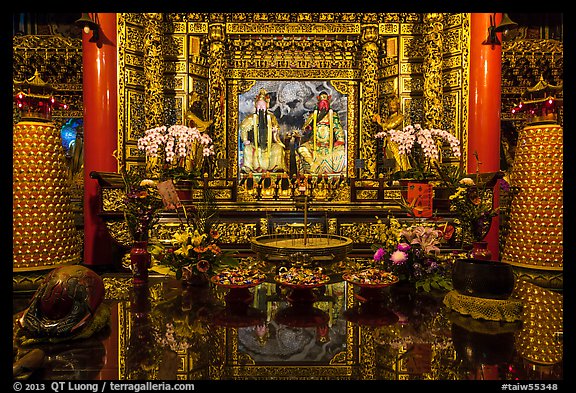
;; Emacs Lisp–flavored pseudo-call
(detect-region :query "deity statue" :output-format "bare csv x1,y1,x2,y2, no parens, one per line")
296,91,346,174
186,91,213,132
240,88,286,173
373,95,411,173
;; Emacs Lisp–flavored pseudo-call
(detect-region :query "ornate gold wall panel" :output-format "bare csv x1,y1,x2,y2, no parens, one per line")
423,13,444,130
143,13,165,128
117,12,470,197
12,35,83,128
501,38,563,128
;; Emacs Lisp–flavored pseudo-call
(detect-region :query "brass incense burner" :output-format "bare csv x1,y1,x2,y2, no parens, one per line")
250,194,353,267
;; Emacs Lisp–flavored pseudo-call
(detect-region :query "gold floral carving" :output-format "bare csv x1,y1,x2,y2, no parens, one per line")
226,22,361,35
208,23,226,164
102,189,127,212
273,223,323,235
331,182,351,202
360,24,379,178
339,222,381,243
359,328,376,379
103,276,134,300
328,218,338,235
144,13,165,128
259,218,268,235
150,222,182,242
212,223,256,243
356,190,380,201
105,221,133,247
423,13,444,129
187,22,208,34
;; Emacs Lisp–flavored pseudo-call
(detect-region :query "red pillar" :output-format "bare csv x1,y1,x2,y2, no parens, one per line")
82,13,118,266
468,13,502,260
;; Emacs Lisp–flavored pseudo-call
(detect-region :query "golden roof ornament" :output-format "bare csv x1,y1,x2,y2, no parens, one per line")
511,76,563,125
13,70,67,122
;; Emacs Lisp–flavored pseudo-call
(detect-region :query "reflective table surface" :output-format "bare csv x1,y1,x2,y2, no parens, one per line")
13,273,563,382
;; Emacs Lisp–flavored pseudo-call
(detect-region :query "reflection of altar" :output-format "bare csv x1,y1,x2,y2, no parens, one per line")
12,274,562,380
109,276,454,380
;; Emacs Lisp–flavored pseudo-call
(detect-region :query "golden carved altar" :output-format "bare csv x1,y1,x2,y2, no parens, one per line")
116,13,470,180
101,13,471,258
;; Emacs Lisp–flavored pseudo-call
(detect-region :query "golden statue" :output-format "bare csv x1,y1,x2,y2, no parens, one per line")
259,171,276,199
297,91,346,174
373,95,411,173
239,88,286,173
186,92,213,132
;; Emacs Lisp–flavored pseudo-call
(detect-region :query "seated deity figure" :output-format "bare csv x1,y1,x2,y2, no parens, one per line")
296,91,346,174
240,89,286,173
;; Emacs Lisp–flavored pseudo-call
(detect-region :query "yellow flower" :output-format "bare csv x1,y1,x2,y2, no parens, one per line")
191,231,206,247
140,179,156,187
449,187,466,200
173,230,191,245
150,244,164,258
174,243,193,257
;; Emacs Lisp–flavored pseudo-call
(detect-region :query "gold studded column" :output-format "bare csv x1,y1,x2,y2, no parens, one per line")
500,123,563,289
513,280,562,366
13,72,82,291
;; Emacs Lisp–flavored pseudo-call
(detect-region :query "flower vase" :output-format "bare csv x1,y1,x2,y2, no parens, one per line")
470,241,492,261
130,241,151,286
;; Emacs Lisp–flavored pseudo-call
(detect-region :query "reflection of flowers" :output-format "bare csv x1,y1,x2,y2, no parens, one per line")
374,290,449,350
152,286,212,355
375,124,461,180
137,124,215,181
158,318,208,353
371,217,452,292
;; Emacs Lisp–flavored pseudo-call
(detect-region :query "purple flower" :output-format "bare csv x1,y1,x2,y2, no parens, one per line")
390,250,408,265
373,248,386,262
397,242,411,252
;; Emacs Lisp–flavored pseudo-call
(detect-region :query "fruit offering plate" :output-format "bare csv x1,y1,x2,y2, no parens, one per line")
274,267,331,289
211,268,268,289
343,268,399,288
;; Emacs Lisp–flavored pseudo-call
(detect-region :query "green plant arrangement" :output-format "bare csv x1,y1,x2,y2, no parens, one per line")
435,152,508,247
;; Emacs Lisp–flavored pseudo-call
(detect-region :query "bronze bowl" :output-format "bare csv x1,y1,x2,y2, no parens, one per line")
250,233,353,266
452,258,515,300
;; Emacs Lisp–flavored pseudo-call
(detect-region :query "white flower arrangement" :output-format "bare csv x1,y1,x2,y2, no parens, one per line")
375,123,461,163
375,124,461,181
137,125,215,181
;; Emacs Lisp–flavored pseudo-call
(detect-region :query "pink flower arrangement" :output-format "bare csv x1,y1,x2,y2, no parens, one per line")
372,222,452,292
